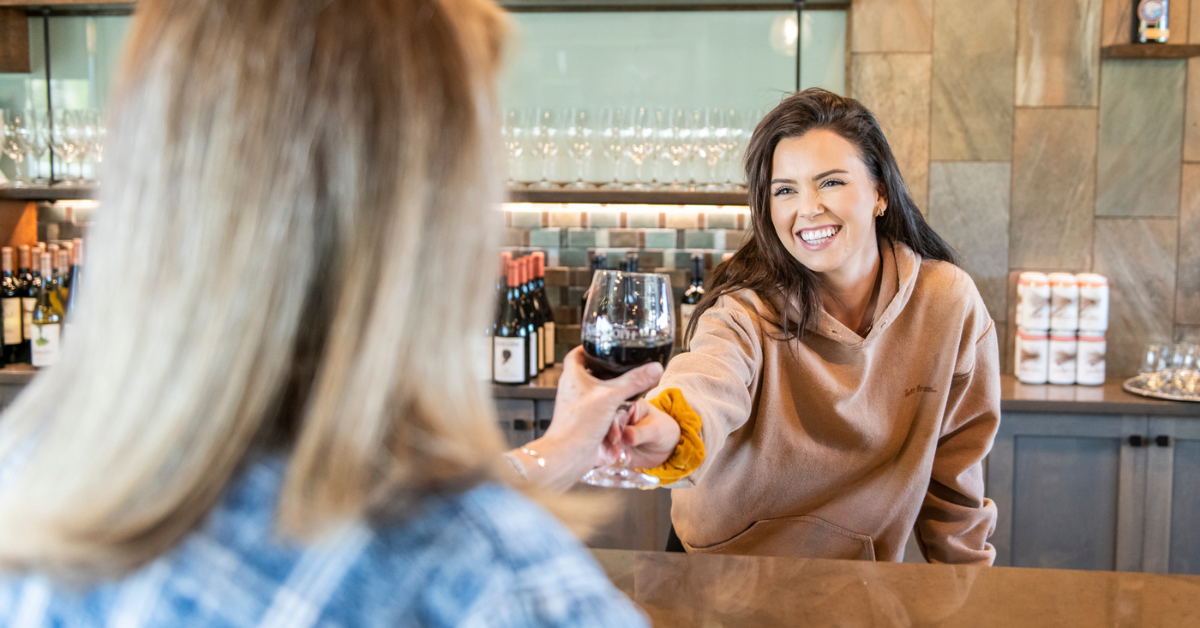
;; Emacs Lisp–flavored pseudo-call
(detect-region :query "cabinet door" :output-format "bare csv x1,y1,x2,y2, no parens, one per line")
495,399,536,449
1143,418,1200,575
988,413,1147,571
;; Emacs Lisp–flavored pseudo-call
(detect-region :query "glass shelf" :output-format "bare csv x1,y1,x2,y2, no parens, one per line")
508,188,746,206
1101,44,1200,59
0,186,97,201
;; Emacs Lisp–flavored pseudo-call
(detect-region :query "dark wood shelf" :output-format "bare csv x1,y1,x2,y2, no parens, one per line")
1101,44,1200,59
0,186,98,201
507,188,748,206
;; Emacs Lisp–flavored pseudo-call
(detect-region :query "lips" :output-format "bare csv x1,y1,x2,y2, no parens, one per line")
797,224,841,250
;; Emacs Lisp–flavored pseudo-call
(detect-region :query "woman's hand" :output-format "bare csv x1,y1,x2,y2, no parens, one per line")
511,347,664,492
621,399,680,471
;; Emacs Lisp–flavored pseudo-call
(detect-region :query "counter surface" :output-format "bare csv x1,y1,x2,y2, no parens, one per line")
593,549,1200,627
494,365,1200,416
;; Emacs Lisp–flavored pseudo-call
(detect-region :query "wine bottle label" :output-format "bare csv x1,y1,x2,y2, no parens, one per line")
493,337,526,384
680,304,699,339
1138,0,1165,22
31,323,60,367
528,331,538,377
543,321,556,365
1,298,21,345
20,297,35,341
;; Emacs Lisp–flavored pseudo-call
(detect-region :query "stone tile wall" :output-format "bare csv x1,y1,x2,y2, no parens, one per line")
849,0,1200,376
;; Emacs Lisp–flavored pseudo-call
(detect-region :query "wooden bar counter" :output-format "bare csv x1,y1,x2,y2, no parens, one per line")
592,548,1200,627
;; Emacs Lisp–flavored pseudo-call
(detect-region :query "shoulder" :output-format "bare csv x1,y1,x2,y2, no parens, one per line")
914,259,991,332
329,483,646,627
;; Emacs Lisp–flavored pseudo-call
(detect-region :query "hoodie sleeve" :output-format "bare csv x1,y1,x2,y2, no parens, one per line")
646,292,765,488
915,317,1001,565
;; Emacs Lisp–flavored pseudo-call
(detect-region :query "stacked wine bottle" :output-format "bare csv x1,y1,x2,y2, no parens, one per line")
492,251,556,385
0,239,84,369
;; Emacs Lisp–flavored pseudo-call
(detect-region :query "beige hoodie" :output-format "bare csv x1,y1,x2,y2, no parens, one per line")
652,240,999,564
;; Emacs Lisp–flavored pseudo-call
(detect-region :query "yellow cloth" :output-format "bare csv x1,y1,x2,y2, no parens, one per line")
637,388,705,484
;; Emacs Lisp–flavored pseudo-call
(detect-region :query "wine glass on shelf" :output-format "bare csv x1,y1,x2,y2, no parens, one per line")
26,111,50,185
598,107,626,190
1170,344,1199,395
1,109,32,188
685,109,706,191
530,107,559,190
90,109,107,179
501,109,525,189
50,109,82,186
564,108,595,190
624,106,652,191
75,111,95,183
663,108,691,191
646,107,667,188
719,109,744,192
580,269,675,489
701,107,727,192
1137,343,1171,392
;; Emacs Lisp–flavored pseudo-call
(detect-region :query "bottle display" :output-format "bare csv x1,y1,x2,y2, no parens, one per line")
530,252,556,368
1076,273,1109,331
520,256,544,375
1016,272,1050,331
680,254,705,346
1016,329,1049,385
30,252,64,368
493,260,530,385
0,248,19,365
1048,273,1079,332
580,254,606,321
1076,331,1107,386
1048,333,1078,385
1134,0,1169,43
64,239,83,331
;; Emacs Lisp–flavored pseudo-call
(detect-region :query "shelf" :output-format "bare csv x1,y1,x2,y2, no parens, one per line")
507,188,748,206
1101,44,1200,59
0,186,98,202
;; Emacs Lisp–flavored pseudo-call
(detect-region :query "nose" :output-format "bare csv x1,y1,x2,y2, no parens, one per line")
798,190,824,221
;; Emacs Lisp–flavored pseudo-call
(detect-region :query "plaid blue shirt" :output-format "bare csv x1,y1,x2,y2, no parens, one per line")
0,456,648,627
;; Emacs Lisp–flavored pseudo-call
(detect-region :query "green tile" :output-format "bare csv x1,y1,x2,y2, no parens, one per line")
510,211,544,228
644,229,678,249
638,251,665,270
567,228,597,248
628,212,661,228
588,211,621,228
674,251,696,270
706,211,739,229
684,229,715,249
559,248,589,268
529,228,564,248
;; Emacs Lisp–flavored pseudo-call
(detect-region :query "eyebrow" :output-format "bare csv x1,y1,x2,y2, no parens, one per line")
770,169,850,186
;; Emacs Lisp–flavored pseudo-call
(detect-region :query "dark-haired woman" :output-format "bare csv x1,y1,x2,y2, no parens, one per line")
626,89,1000,564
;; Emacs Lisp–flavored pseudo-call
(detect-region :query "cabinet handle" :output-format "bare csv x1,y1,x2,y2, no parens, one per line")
538,419,551,431
1129,435,1146,447
1156,435,1171,447
513,419,529,431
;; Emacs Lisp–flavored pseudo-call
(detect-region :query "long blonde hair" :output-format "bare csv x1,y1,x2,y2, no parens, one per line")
0,0,509,579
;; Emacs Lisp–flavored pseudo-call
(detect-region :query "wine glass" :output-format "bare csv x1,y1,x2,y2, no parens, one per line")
90,109,107,178
564,108,595,190
50,110,82,186
663,108,692,191
701,107,727,192
1170,344,1199,395
1,109,32,188
26,111,50,185
598,107,626,190
720,109,744,191
1138,343,1171,392
501,109,525,189
580,270,675,490
624,106,653,191
530,107,559,190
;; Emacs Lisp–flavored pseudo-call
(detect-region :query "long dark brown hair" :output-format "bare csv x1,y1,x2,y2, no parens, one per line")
685,89,957,345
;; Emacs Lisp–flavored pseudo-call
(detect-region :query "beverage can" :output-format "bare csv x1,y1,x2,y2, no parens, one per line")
1076,330,1106,386
1017,272,1050,331
1048,272,1079,332
1016,328,1049,385
1075,273,1109,331
1048,333,1077,385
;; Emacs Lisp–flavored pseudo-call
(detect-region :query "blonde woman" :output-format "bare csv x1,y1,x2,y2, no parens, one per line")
0,0,671,624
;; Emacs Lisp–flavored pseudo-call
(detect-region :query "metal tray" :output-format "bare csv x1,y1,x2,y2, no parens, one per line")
1122,377,1200,403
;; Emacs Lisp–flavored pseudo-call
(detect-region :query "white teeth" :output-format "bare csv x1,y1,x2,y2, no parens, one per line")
801,226,837,243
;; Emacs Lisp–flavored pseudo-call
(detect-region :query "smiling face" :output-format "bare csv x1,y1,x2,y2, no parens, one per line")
768,129,886,286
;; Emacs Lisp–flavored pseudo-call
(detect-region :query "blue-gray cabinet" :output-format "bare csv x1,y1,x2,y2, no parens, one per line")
988,413,1200,574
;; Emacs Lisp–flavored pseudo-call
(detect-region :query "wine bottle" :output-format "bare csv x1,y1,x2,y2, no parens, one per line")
531,252,556,368
53,250,70,320
1134,0,1169,43
30,252,64,368
65,239,83,323
18,245,37,363
580,253,605,322
493,260,529,385
519,257,544,375
623,252,639,273
0,248,19,365
680,254,705,346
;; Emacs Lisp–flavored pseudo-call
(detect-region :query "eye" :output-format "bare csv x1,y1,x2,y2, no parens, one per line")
771,186,795,197
819,178,846,189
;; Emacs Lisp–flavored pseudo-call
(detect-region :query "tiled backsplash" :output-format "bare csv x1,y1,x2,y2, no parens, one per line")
502,203,749,361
